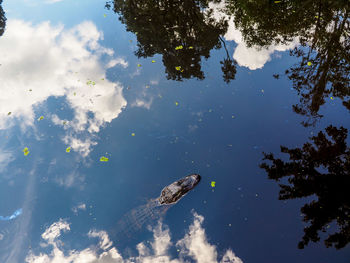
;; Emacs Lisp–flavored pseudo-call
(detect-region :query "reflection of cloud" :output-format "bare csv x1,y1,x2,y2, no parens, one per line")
0,150,14,173
106,58,129,69
209,2,299,70
131,98,153,110
45,0,63,3
72,203,86,215
0,19,127,156
26,211,242,263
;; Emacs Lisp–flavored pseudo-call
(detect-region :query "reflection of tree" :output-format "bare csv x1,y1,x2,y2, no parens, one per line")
226,1,350,126
0,0,6,37
106,0,235,82
260,125,350,249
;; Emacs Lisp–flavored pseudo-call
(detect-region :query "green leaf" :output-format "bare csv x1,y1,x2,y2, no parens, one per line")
7,112,11,115
175,66,181,71
151,60,156,63
211,181,216,187
38,116,44,121
66,147,71,153
307,61,312,66
100,156,109,162
175,45,183,50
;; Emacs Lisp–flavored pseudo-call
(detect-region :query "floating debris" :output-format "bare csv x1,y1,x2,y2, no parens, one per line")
307,61,312,66
7,112,11,115
188,46,194,49
151,60,156,63
330,97,334,100
38,116,44,121
175,45,183,50
100,156,109,162
137,64,142,67
211,181,216,187
66,147,71,153
175,101,179,106
131,133,135,136
175,66,183,72
23,147,30,156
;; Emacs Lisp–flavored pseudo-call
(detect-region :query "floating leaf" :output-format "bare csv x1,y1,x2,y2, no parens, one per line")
188,46,194,49
103,14,107,18
211,181,216,187
29,89,32,92
175,45,183,50
137,64,141,67
38,116,44,121
146,85,150,89
131,133,135,136
7,112,11,115
63,121,67,125
23,147,29,156
66,147,71,153
101,78,104,81
307,61,312,66
73,92,76,96
330,97,334,100
100,156,109,162
175,101,179,106
274,0,281,3
151,60,156,63
175,66,182,71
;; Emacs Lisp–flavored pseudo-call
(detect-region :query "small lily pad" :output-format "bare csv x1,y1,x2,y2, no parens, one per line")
66,147,71,153
211,181,216,187
23,147,30,156
100,156,109,162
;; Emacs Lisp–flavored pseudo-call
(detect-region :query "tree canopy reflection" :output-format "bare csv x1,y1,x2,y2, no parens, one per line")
226,0,350,126
260,125,350,249
106,0,237,82
0,0,6,37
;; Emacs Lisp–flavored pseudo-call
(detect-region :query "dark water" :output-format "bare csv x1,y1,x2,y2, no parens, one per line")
0,0,349,262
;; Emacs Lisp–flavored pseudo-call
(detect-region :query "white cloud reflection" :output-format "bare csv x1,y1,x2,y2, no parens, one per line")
25,211,242,263
0,19,127,156
209,2,299,70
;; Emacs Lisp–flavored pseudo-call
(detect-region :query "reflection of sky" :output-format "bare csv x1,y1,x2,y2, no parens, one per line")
0,0,349,263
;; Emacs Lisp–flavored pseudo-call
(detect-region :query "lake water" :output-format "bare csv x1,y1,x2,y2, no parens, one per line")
0,0,349,262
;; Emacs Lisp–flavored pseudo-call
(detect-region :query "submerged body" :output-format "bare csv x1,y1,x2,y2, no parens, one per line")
112,174,201,241
158,174,201,205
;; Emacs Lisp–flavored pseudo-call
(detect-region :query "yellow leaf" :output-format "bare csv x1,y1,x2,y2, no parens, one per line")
66,147,71,153
151,60,156,63
330,97,334,100
307,61,312,66
211,181,216,187
103,14,107,18
23,147,30,156
175,101,179,106
38,116,44,121
137,64,141,67
188,46,194,49
7,112,11,115
175,45,183,50
175,66,181,71
100,156,109,162
131,133,135,136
